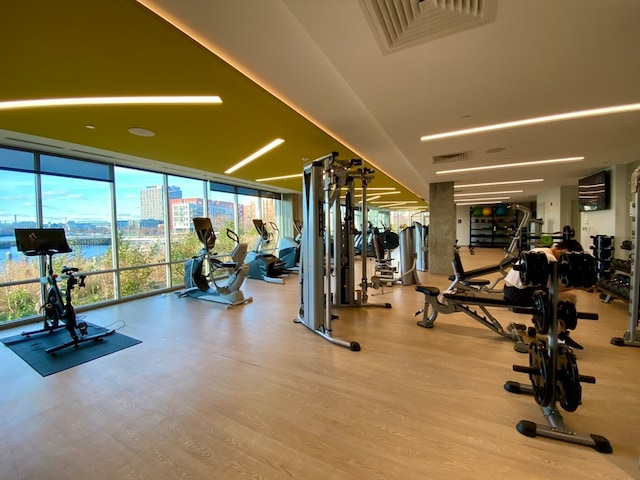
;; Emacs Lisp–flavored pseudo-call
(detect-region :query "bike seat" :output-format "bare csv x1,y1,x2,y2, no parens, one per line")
415,285,439,297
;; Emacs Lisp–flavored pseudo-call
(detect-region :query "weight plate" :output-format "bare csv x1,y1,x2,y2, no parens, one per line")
582,253,597,288
558,301,578,330
535,251,550,287
518,252,531,285
529,340,553,407
532,290,550,334
556,345,582,412
558,252,573,287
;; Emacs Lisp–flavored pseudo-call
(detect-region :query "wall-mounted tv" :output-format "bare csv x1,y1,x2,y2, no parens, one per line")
578,170,610,212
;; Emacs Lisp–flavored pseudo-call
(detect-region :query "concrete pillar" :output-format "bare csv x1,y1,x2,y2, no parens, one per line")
428,182,456,275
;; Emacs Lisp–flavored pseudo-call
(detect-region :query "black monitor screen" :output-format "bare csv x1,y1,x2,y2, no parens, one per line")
14,228,72,256
578,170,609,212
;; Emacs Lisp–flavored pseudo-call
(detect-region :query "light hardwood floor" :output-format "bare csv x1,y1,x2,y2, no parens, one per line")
1,248,638,480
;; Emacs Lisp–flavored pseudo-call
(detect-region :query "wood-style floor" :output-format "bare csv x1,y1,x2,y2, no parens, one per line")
1,248,638,480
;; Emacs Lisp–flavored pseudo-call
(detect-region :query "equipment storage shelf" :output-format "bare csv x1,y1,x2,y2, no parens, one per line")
469,205,519,249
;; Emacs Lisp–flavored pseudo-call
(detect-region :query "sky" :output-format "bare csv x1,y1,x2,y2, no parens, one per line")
0,166,207,225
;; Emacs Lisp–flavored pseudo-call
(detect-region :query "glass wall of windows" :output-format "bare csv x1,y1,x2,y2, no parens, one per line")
209,183,237,255
41,173,116,306
0,165,39,322
167,175,206,287
114,167,168,297
0,145,285,326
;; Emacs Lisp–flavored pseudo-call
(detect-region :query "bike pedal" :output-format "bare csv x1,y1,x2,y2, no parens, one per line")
77,321,89,335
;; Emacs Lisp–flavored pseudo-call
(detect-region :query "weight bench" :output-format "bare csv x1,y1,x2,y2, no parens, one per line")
415,282,597,353
415,284,529,352
447,252,517,291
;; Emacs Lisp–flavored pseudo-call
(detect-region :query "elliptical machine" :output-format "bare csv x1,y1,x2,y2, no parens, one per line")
178,217,252,308
245,219,289,284
276,220,302,270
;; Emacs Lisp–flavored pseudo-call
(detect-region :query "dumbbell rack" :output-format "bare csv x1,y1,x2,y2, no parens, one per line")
505,260,612,453
611,165,640,347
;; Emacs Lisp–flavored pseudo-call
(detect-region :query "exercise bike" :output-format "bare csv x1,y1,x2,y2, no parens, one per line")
14,228,115,356
178,217,253,308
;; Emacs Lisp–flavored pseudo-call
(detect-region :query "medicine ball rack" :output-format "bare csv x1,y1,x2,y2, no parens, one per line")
504,251,612,453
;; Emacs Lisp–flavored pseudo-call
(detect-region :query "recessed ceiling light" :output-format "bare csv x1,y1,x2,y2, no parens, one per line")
437,157,583,175
128,127,155,137
85,124,96,130
421,102,640,142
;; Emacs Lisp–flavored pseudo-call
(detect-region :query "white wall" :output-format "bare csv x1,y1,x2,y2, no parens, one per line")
537,188,562,233
456,205,470,246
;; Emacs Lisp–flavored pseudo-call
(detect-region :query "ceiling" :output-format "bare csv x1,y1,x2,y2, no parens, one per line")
1,0,639,209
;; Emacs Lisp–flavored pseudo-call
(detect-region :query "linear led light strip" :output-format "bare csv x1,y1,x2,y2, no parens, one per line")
225,139,285,174
437,157,583,175
421,103,640,142
0,96,223,109
454,190,522,197
374,201,419,208
456,202,508,206
256,173,302,182
455,197,511,204
455,179,544,188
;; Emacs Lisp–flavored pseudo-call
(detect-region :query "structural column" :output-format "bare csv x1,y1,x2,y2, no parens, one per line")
428,182,456,275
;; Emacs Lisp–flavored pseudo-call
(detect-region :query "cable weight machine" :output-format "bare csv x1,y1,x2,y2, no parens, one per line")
295,153,391,350
504,251,612,453
611,165,640,347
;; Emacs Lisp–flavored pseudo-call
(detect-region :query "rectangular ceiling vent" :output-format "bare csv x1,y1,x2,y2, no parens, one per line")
359,0,498,54
5,137,64,149
431,150,473,164
69,149,115,159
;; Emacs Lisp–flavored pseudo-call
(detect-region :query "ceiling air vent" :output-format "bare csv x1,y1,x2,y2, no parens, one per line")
359,0,498,54
431,150,473,164
69,149,115,159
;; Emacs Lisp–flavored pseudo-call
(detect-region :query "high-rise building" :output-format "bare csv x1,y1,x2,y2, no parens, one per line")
140,185,182,220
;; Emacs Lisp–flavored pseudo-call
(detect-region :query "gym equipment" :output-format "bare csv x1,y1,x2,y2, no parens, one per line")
178,217,252,308
295,152,390,350
521,223,576,250
276,220,301,270
504,258,612,453
372,225,420,286
596,237,632,303
411,219,429,272
611,165,640,347
414,247,598,353
415,251,529,353
329,163,391,309
14,228,115,356
245,219,289,284
515,250,597,289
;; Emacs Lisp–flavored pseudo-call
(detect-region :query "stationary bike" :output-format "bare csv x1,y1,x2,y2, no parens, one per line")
14,228,115,356
178,217,253,308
